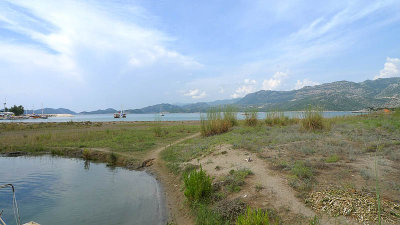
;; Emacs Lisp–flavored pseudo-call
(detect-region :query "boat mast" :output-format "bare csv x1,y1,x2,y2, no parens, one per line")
3,98,6,112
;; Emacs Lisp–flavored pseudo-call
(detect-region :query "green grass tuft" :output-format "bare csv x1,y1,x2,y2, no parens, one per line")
236,207,270,225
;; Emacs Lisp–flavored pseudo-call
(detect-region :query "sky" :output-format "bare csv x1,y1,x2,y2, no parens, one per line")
0,0,399,111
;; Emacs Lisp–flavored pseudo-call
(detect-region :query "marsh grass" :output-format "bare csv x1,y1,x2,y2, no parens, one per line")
0,122,199,155
107,151,118,166
153,116,164,137
301,106,326,131
265,111,294,126
201,106,237,137
244,109,258,126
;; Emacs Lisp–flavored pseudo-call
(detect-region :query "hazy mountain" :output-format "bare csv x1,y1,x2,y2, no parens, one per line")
126,103,184,114
80,108,117,114
237,77,400,111
41,108,77,114
34,78,400,114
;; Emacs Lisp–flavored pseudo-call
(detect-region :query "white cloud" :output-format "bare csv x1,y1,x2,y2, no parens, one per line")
262,72,287,90
0,0,202,82
231,79,257,98
294,79,320,89
184,89,206,99
374,57,400,80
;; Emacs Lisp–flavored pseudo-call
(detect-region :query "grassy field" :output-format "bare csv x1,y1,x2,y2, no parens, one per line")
0,121,199,167
161,111,400,224
1,111,399,224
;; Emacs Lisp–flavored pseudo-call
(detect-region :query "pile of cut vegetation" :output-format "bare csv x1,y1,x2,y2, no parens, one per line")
306,189,400,224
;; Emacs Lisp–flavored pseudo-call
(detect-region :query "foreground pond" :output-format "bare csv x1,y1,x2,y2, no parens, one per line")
0,156,166,225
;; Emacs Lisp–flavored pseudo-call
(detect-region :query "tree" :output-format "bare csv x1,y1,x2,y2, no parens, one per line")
8,105,24,116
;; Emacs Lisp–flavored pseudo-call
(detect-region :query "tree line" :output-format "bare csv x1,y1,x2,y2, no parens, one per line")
3,105,24,116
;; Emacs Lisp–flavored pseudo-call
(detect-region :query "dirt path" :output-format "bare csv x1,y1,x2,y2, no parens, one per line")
146,132,201,225
190,145,315,217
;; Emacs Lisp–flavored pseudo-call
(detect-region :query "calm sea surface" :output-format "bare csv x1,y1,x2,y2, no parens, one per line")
1,112,361,123
0,156,166,225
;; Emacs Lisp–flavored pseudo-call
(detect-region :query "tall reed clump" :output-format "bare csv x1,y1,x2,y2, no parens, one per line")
223,105,239,126
184,166,213,204
265,111,290,126
244,109,258,126
200,106,237,137
153,116,163,137
236,207,270,225
301,106,325,131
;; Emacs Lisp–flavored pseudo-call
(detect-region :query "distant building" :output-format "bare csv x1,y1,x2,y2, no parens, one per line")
0,111,15,119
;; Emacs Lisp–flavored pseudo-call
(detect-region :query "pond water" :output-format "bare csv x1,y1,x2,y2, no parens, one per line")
0,156,166,225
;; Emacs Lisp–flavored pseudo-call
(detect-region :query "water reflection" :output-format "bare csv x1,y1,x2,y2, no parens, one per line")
0,156,166,225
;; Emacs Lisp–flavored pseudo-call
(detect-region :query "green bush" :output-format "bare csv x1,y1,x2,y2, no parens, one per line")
236,207,270,225
301,106,325,131
184,166,213,203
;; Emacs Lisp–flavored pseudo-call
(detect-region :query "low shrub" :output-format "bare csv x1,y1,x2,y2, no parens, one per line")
184,166,213,204
236,207,270,225
214,198,247,222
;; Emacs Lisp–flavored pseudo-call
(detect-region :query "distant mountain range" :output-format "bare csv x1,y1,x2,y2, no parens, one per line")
41,108,77,115
80,108,117,114
40,77,400,114
237,77,400,111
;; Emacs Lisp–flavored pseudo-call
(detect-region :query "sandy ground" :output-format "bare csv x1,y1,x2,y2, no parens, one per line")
189,145,360,225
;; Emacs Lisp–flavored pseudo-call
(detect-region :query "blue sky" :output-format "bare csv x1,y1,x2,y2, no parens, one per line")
0,0,399,111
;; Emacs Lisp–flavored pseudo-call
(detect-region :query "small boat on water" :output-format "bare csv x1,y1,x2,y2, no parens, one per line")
114,106,126,118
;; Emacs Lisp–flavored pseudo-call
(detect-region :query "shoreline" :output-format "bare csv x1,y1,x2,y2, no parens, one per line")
0,128,201,224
